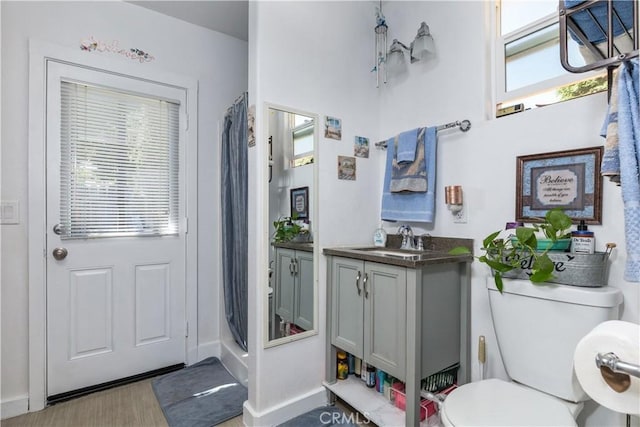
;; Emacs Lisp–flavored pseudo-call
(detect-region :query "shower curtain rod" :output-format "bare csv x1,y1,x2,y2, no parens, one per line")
375,119,471,149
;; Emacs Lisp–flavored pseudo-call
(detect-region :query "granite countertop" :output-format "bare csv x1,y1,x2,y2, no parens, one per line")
323,236,473,268
272,241,314,252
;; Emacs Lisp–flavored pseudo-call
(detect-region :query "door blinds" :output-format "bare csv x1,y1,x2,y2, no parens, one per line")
59,81,180,239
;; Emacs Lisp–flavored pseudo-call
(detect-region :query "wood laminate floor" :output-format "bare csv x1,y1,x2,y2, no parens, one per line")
1,378,243,427
1,379,368,427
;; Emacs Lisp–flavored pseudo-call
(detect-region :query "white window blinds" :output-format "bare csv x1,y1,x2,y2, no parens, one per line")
60,81,180,239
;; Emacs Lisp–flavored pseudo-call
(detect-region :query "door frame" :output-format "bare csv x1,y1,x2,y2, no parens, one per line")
27,39,199,411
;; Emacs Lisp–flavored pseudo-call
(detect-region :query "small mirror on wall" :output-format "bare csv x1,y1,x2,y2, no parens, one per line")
265,104,318,347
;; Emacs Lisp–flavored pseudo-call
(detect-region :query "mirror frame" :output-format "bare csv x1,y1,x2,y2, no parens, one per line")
263,102,319,348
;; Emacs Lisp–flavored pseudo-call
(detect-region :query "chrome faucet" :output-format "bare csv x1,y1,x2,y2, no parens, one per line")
397,225,415,250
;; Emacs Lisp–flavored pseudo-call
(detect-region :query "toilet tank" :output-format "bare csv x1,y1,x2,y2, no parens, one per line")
487,277,622,402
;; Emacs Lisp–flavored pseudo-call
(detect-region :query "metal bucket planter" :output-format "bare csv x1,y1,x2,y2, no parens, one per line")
497,245,615,287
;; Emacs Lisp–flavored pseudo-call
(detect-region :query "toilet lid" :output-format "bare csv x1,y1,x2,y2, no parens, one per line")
442,379,577,427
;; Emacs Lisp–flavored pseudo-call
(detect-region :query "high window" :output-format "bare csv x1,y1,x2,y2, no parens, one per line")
496,0,607,112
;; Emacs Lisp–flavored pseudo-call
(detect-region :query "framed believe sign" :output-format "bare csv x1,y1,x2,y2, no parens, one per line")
290,186,309,220
516,146,604,224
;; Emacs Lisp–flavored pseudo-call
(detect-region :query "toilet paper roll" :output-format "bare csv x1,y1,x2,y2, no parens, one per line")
574,320,640,415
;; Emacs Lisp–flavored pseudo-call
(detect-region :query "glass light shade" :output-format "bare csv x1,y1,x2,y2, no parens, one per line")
388,38,408,70
410,22,435,62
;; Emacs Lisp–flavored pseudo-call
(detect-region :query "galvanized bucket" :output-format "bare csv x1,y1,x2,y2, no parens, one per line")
498,245,614,287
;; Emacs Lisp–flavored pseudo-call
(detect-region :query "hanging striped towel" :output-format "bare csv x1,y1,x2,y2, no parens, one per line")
616,60,640,282
390,127,427,193
381,127,437,222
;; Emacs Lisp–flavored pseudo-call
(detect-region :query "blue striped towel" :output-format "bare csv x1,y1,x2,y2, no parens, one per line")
396,128,419,163
601,60,640,281
616,60,640,282
390,127,427,193
381,127,437,222
600,66,621,184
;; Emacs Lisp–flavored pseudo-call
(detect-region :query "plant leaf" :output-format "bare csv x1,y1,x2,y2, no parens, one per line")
494,273,504,293
530,270,554,282
515,227,538,248
546,208,572,232
480,256,515,273
482,231,501,249
530,254,554,282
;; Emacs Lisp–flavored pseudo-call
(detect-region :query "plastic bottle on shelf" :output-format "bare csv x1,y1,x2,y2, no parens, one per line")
571,220,595,254
373,223,387,247
366,365,376,388
337,351,348,380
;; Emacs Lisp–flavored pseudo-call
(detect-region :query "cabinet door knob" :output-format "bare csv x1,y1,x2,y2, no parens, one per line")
289,260,295,275
363,273,369,298
355,271,362,296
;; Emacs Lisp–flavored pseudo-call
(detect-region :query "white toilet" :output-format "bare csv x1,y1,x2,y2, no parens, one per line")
441,277,623,427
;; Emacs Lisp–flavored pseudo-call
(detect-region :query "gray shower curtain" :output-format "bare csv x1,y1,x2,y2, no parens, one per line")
221,93,248,351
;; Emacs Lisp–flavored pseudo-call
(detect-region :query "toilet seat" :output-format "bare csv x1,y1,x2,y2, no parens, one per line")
441,379,577,427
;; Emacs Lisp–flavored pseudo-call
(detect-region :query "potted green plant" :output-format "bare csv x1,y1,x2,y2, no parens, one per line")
272,216,310,243
450,208,573,292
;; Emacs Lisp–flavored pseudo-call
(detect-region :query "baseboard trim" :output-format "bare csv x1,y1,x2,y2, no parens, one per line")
243,386,328,426
197,340,221,361
1,395,29,420
220,342,248,388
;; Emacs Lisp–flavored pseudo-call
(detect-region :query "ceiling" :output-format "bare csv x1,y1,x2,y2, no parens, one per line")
128,1,248,41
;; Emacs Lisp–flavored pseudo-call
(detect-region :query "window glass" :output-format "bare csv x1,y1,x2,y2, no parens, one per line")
497,0,607,112
60,81,180,238
291,116,314,167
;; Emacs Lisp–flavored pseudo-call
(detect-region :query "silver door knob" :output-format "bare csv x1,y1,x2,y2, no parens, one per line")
52,247,68,260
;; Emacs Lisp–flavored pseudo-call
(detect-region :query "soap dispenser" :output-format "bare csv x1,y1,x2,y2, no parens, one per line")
571,220,595,254
373,223,387,247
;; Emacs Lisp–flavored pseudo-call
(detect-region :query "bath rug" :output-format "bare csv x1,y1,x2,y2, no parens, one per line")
152,357,246,427
277,406,357,426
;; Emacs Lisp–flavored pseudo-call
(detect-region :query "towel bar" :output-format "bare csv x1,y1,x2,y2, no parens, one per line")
375,119,471,149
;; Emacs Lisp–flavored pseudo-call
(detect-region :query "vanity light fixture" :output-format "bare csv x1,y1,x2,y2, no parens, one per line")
372,1,435,86
444,185,464,214
387,22,436,69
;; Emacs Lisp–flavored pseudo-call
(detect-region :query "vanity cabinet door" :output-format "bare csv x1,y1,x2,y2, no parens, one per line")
364,262,407,380
330,257,365,359
294,251,314,331
274,248,296,323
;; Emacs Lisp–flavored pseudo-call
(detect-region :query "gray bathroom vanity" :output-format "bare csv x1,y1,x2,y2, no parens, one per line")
323,237,473,426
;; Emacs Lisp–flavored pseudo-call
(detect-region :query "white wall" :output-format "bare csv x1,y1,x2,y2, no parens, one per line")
247,1,380,424
250,1,639,427
379,2,639,427
0,0,247,416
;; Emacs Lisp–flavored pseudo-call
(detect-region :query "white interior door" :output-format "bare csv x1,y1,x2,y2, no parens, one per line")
45,62,187,397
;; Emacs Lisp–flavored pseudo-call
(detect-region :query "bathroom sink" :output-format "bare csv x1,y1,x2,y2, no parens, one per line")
352,247,434,260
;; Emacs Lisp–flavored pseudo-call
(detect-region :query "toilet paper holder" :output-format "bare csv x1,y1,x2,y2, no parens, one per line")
596,352,640,382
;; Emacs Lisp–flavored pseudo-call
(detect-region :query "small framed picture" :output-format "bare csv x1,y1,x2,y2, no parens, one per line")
325,116,342,140
516,146,604,224
290,186,309,220
354,136,369,158
338,156,356,181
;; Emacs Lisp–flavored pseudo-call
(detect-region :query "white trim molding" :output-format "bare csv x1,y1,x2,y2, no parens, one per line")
27,39,199,412
1,395,29,420
242,386,327,427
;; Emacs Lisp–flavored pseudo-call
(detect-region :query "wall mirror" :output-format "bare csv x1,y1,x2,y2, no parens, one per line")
265,104,318,347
